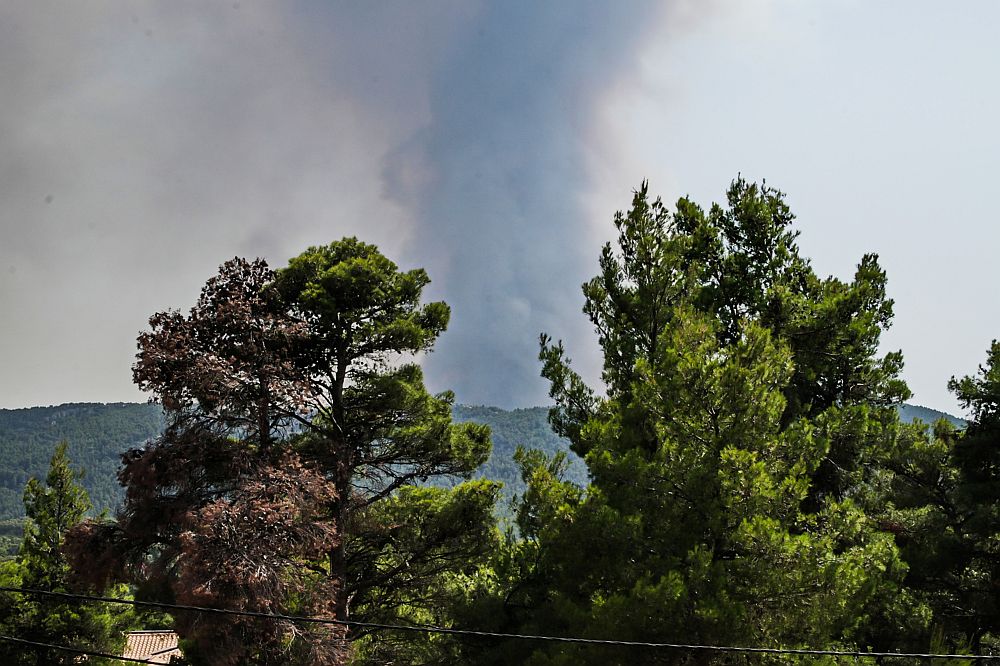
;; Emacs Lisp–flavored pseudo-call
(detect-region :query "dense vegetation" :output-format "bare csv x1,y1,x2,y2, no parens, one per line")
450,405,588,502
62,243,501,665
0,403,577,562
0,403,162,523
0,402,952,527
0,443,136,664
3,178,999,664
436,179,913,663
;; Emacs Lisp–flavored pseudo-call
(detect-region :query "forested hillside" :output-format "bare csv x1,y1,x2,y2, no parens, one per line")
0,392,968,563
0,402,582,523
0,400,961,525
899,402,966,428
451,405,588,505
0,403,162,522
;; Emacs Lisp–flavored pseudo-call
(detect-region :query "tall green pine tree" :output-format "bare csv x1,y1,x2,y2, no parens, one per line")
0,442,131,665
886,341,1000,652
458,179,913,664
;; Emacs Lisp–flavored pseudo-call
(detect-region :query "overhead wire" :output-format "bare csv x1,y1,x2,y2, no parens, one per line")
1,585,997,660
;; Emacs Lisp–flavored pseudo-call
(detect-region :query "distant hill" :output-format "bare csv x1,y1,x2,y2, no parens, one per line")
0,402,585,525
0,402,163,555
0,402,163,523
450,405,587,508
898,403,966,429
0,401,964,530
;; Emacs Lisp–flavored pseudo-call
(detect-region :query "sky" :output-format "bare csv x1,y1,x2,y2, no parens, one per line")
1,1,997,416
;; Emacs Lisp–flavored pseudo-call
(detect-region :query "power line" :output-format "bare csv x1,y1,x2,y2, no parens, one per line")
2,586,997,660
0,633,165,664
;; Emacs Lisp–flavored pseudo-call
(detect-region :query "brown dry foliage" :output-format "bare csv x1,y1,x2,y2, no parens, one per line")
133,257,313,443
66,438,346,665
66,258,348,664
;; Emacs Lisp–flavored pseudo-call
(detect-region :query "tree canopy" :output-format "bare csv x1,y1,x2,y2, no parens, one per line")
883,341,1000,653
20,182,1000,664
454,179,915,664
65,241,500,665
0,443,133,665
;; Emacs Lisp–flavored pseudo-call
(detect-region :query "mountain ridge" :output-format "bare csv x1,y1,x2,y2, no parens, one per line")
0,400,965,530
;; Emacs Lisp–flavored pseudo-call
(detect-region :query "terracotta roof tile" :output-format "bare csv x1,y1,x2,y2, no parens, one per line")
123,630,182,664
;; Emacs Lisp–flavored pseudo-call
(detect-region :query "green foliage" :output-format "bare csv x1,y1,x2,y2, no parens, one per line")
0,519,23,559
348,480,502,665
0,443,135,665
277,237,451,360
274,240,500,662
0,403,162,521
0,401,586,527
463,179,915,664
885,341,1000,652
0,400,947,539
448,405,587,509
21,443,91,589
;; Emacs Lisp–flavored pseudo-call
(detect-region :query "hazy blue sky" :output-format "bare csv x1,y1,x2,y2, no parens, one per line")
1,1,997,416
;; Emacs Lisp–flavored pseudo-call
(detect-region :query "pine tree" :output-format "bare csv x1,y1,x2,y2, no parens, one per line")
461,179,912,664
0,443,131,665
66,241,500,664
886,341,1000,652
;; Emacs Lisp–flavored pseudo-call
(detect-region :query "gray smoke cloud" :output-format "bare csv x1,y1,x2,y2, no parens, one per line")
387,2,663,406
0,1,664,408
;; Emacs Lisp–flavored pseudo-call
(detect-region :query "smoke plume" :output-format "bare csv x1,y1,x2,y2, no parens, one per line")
0,1,662,408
